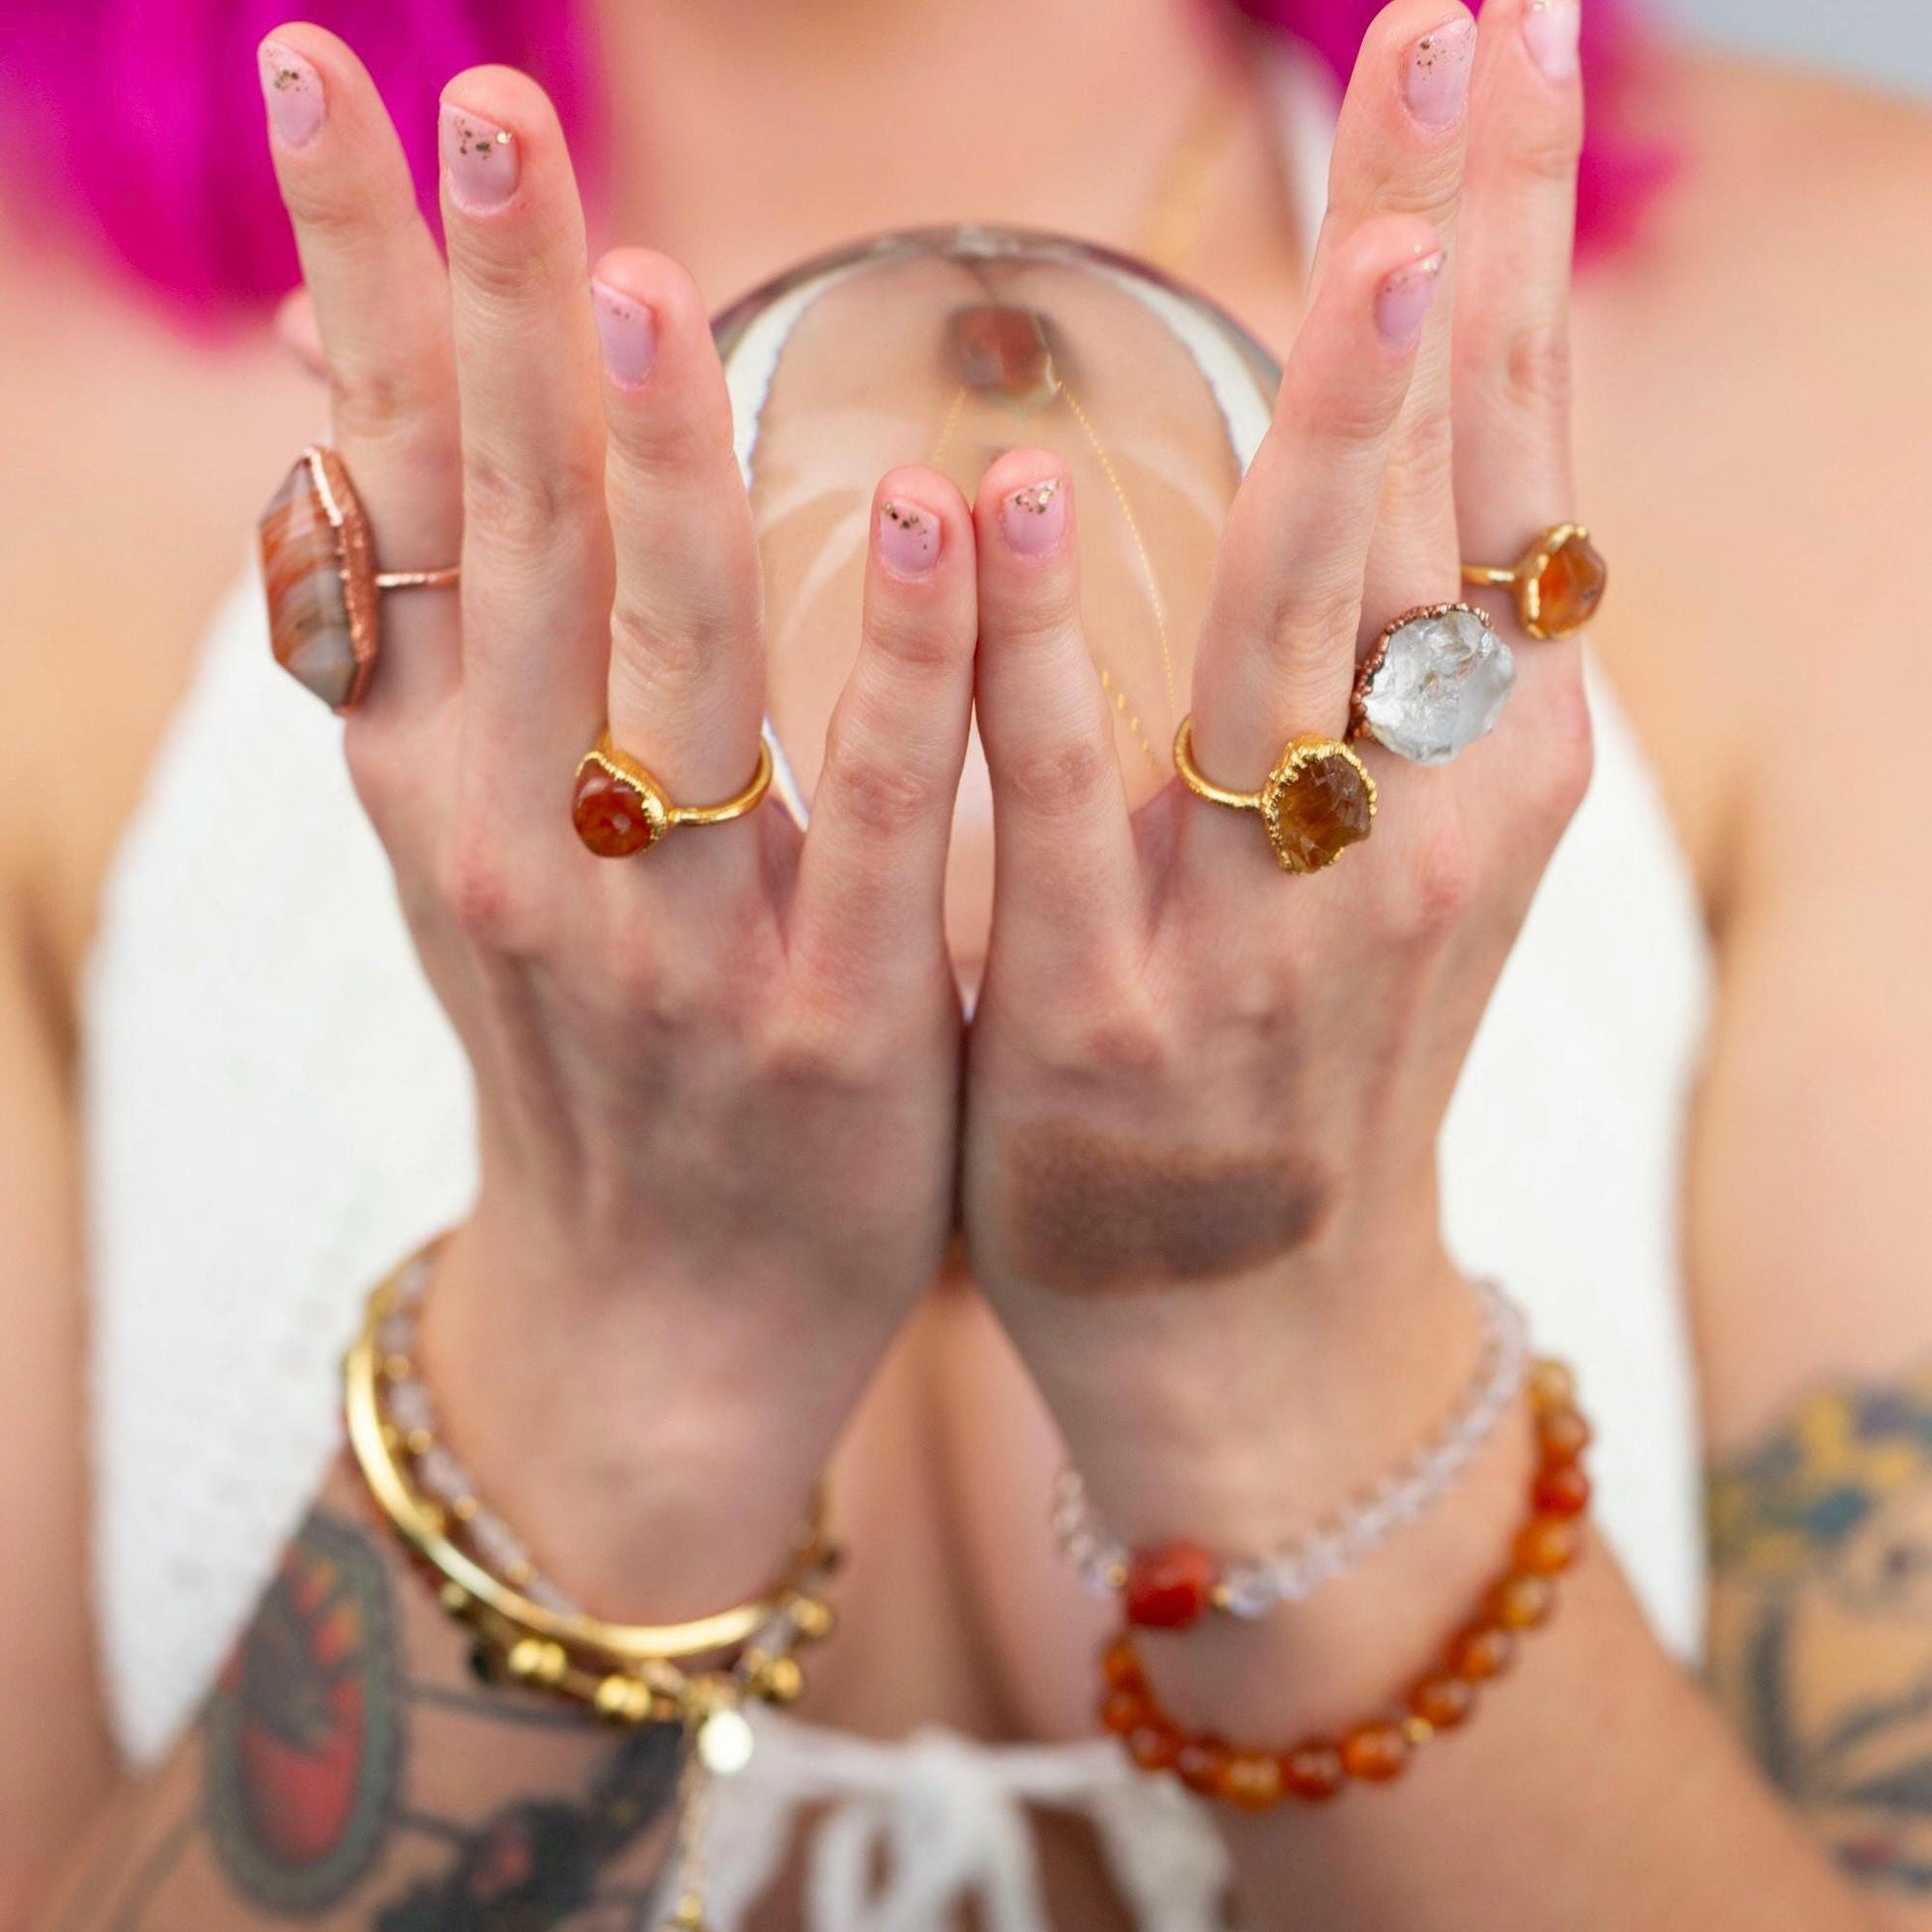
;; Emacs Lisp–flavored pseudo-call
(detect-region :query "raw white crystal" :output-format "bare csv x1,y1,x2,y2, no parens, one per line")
1359,607,1514,764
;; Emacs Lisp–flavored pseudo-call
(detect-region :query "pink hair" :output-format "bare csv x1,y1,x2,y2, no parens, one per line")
0,0,1662,325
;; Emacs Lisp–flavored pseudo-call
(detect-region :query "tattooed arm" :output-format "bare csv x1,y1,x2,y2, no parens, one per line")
35,1474,690,1932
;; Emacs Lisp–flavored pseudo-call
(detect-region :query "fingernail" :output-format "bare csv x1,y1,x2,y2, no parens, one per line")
1001,478,1065,557
879,499,941,577
1522,0,1582,84
1375,250,1445,350
1405,16,1476,130
592,281,657,389
259,42,324,148
441,104,518,212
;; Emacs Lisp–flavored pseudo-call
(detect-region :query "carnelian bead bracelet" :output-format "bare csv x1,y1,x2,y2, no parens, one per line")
1096,1357,1590,1811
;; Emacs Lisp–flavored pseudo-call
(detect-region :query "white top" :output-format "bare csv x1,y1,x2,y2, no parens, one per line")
77,45,1713,1932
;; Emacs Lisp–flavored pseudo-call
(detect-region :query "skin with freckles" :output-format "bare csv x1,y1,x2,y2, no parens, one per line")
4,0,1932,1928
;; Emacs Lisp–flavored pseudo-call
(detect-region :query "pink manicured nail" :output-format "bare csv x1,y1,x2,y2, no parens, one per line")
441,105,518,211
1405,16,1476,130
1522,0,1581,83
1375,250,1445,350
1001,478,1065,557
259,42,324,148
592,282,657,389
878,499,941,577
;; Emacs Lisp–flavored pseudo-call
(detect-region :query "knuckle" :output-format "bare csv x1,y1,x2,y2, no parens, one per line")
328,353,449,453
442,829,536,953
759,993,886,1093
866,603,966,677
1500,320,1573,420
1035,981,1170,1081
608,591,735,694
1271,577,1364,668
1512,117,1586,189
1380,405,1457,520
1533,678,1596,827
1004,728,1116,822
819,708,933,839
462,444,603,553
1404,811,1476,945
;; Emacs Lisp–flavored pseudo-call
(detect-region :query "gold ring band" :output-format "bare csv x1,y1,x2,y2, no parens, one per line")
1173,717,1376,875
259,445,459,712
573,729,774,858
1460,522,1606,641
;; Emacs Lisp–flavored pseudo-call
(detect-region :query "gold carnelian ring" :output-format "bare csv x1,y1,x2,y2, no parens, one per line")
572,729,774,859
1460,522,1606,641
1172,718,1376,875
258,445,459,712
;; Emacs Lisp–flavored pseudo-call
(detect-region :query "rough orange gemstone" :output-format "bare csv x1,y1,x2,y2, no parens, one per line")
1174,1735,1232,1798
1101,1688,1149,1736
1533,1462,1591,1517
1340,1722,1410,1783
950,302,1058,405
1449,1621,1516,1682
1489,1571,1556,1630
259,455,360,709
1126,1719,1182,1772
1222,1749,1286,1812
1265,744,1375,874
1537,1406,1592,1464
572,761,661,859
1410,1673,1475,1730
1281,1740,1344,1801
1515,1514,1583,1576
1124,1543,1219,1630
1101,1637,1146,1691
1530,530,1607,636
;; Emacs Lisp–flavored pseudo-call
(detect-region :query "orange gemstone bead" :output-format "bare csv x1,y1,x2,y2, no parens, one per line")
1222,1749,1287,1812
1101,1688,1149,1736
1127,1720,1182,1772
1532,1462,1591,1517
571,760,663,859
1526,1358,1577,1413
1449,1621,1516,1682
1123,1542,1220,1630
1489,1571,1555,1630
1340,1722,1411,1783
1514,1514,1583,1577
1409,1672,1476,1730
1528,529,1607,637
1537,1406,1592,1464
1101,1637,1145,1691
1175,1734,1233,1798
1281,1741,1345,1801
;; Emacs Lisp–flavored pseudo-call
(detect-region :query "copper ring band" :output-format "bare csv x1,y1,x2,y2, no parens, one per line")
259,444,459,712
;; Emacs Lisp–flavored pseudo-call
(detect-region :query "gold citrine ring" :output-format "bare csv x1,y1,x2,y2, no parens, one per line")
1173,718,1377,875
1461,522,1607,641
571,730,774,859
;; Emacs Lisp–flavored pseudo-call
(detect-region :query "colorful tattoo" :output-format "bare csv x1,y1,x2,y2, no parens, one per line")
204,1509,403,1912
1708,1362,1932,1891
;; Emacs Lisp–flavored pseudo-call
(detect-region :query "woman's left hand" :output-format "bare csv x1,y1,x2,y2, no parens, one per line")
961,0,1589,1566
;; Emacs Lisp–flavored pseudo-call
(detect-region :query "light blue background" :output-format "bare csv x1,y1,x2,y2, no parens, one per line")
1651,0,1932,97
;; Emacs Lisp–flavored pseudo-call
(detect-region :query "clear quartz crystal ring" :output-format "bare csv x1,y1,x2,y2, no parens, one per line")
572,729,774,859
258,446,459,712
1349,602,1515,765
1172,718,1377,875
1461,522,1608,641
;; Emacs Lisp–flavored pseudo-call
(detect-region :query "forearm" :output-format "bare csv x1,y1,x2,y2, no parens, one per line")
1036,1259,1885,1932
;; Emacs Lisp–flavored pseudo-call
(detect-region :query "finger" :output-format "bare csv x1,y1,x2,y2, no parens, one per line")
438,67,611,827
973,455,1141,978
1453,0,1588,734
273,285,328,381
1190,215,1443,787
590,251,766,808
788,473,978,1008
1311,0,1476,625
258,27,460,719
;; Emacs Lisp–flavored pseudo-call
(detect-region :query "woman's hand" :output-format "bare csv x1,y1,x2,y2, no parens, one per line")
260,28,980,1612
960,0,1589,1559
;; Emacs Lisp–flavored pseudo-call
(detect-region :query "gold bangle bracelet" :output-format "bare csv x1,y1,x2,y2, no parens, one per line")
343,1250,836,1669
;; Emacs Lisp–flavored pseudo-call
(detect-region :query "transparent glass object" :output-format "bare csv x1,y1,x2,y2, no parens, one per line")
714,225,1280,975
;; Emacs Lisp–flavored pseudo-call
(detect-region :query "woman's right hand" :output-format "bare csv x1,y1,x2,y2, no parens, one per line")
259,27,980,1614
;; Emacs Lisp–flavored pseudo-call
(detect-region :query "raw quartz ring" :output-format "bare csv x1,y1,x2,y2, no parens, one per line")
1349,603,1515,765
258,446,459,712
572,728,774,858
1461,522,1607,641
1172,718,1376,875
